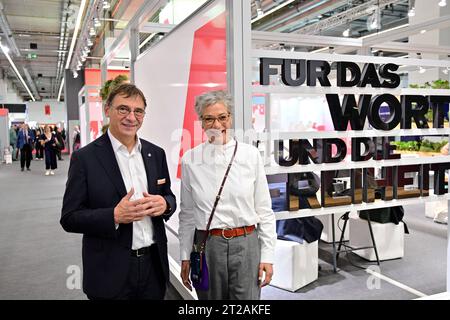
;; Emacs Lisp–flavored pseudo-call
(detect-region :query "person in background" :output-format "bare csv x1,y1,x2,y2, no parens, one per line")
178,90,276,300
55,127,65,160
16,123,34,172
60,84,176,300
61,127,66,142
72,126,81,152
9,124,18,161
40,125,58,176
34,128,44,160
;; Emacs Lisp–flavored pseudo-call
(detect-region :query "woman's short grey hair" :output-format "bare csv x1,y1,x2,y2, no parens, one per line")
194,90,233,117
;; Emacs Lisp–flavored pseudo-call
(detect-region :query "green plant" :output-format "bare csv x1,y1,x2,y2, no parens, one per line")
392,139,448,153
431,79,450,89
409,79,450,89
99,74,129,101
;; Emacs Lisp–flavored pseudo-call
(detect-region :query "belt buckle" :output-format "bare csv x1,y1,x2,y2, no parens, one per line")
135,248,144,257
222,227,234,240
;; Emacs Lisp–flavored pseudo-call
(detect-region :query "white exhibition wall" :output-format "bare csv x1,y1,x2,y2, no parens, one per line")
0,110,9,162
135,0,226,185
26,101,67,127
134,0,227,299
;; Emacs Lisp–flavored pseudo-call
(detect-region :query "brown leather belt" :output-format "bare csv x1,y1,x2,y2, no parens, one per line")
209,225,256,239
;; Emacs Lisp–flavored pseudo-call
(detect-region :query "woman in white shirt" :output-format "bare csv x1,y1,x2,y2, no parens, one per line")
178,90,276,300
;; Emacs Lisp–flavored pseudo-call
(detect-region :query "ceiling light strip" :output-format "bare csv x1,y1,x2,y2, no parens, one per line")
1,45,35,101
251,0,297,24
57,77,65,102
65,0,88,69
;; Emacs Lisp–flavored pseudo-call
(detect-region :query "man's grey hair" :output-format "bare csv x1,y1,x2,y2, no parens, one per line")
194,90,233,117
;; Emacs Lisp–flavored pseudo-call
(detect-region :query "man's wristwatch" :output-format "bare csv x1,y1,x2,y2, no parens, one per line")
163,198,172,215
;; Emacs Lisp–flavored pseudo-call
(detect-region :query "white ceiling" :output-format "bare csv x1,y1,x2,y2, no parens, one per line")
0,0,428,102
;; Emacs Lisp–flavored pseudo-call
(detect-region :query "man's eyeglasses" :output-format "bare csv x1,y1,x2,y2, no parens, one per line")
113,105,146,119
201,113,230,126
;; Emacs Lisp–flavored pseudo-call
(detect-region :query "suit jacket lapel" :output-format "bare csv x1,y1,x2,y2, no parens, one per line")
94,134,127,197
140,140,157,195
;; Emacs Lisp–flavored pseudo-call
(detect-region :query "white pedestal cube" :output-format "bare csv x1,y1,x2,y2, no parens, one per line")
317,212,350,243
271,239,318,292
425,200,447,219
4,154,12,164
349,216,404,261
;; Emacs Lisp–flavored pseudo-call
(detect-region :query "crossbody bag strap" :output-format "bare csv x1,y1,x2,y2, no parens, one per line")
199,140,238,249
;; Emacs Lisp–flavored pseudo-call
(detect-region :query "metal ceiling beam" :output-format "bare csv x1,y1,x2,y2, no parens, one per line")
0,0,41,100
362,14,450,47
254,0,346,33
296,0,406,35
252,30,362,47
22,66,40,98
140,22,176,34
371,41,450,55
0,1,20,57
101,0,167,67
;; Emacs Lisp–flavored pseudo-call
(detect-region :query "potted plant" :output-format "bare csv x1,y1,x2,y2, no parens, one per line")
392,139,448,156
408,79,450,123
99,74,129,134
100,74,129,101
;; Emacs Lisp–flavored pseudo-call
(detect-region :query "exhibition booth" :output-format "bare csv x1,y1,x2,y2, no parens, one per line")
97,0,450,299
77,69,130,148
0,108,9,163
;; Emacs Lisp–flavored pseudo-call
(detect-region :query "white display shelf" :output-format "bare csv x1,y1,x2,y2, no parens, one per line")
257,129,450,140
275,193,450,220
264,154,450,174
252,49,450,68
251,85,450,96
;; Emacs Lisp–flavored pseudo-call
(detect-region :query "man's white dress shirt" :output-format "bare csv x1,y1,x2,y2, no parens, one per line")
108,130,154,250
178,139,276,263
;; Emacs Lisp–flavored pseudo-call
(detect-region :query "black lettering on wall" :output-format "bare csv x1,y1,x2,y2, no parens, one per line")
326,94,371,131
336,61,361,87
322,138,347,163
351,137,376,161
358,63,381,88
281,59,306,86
368,94,402,130
274,140,299,166
260,58,283,85
431,163,450,195
401,95,429,129
307,60,331,87
396,165,421,199
379,63,400,88
429,95,450,128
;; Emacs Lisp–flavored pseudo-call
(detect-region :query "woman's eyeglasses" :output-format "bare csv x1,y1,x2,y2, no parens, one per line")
201,113,230,126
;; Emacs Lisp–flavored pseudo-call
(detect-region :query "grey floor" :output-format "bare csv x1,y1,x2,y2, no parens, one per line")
0,157,448,300
0,157,181,300
261,206,449,300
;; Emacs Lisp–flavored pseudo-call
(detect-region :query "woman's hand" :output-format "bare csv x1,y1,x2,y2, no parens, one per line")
258,263,273,288
180,260,192,291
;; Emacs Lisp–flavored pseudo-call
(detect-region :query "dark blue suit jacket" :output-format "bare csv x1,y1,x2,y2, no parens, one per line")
60,133,176,298
16,129,35,149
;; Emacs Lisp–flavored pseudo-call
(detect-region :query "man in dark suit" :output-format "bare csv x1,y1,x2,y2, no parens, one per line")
60,84,176,300
16,123,34,171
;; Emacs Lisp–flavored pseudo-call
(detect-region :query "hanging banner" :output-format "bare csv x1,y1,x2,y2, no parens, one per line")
44,104,51,116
